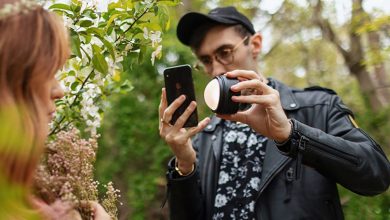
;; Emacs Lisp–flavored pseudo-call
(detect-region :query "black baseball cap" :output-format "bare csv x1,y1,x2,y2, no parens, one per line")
177,6,255,46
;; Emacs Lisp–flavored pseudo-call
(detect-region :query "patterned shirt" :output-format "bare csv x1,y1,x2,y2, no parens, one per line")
212,121,267,220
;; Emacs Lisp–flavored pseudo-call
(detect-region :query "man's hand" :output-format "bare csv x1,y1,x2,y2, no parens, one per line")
159,88,210,174
216,70,291,143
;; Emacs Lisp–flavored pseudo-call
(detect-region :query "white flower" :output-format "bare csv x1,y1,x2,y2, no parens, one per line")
233,156,240,167
59,81,71,94
259,149,266,156
86,105,99,117
93,72,105,87
86,119,100,128
81,97,93,106
212,213,224,220
142,0,153,7
250,177,261,190
226,187,236,197
225,131,237,142
125,43,133,51
79,66,94,78
249,201,255,212
86,119,100,136
247,133,258,146
243,188,251,197
65,76,76,84
143,27,149,39
96,0,108,12
238,165,247,177
63,16,75,29
149,31,162,47
214,194,227,208
236,131,247,144
218,171,229,185
252,162,262,173
151,45,162,65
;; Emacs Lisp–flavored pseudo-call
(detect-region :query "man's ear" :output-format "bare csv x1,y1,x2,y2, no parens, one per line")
250,33,262,59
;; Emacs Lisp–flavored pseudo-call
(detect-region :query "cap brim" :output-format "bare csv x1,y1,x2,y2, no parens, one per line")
177,12,238,46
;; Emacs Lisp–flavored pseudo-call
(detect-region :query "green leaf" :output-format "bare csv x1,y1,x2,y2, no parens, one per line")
70,32,82,58
153,5,159,16
79,20,94,27
138,45,147,64
68,70,76,76
129,27,143,35
70,4,81,13
94,36,116,61
156,0,181,7
120,80,133,93
123,52,138,72
158,5,170,31
49,3,71,11
106,13,123,29
92,45,108,74
70,81,80,91
82,9,98,19
87,27,105,38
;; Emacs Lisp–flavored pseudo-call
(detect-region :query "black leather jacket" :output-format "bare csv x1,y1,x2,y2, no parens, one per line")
165,78,390,220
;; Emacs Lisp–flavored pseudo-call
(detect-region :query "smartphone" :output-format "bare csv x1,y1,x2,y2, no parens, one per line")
163,64,198,127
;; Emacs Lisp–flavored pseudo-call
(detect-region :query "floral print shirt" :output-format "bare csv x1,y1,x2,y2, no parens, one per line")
212,121,267,220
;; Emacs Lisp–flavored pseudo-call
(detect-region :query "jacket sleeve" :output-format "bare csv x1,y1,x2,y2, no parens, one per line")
277,95,390,196
165,137,204,220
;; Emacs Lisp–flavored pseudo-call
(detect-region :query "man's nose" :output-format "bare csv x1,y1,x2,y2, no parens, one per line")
210,60,227,77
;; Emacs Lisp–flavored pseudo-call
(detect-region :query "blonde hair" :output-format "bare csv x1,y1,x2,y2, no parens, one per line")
0,0,69,189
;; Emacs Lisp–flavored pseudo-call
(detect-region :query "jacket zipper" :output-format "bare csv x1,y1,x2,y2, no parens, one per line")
303,136,359,166
295,135,307,180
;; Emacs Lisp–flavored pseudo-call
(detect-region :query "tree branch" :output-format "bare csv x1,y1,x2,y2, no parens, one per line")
311,0,350,60
49,68,95,136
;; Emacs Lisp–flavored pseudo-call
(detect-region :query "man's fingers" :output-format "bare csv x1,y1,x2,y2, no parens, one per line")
172,101,197,129
225,69,259,79
162,95,186,124
232,93,279,105
230,79,273,95
186,117,211,137
159,88,168,121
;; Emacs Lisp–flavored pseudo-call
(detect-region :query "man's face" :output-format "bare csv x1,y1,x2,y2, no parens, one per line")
194,25,260,78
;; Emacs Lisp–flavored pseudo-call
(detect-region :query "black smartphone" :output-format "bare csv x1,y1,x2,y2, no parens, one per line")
163,64,198,127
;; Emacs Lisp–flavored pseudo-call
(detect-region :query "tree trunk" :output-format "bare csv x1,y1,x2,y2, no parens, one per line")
311,0,389,111
367,31,390,107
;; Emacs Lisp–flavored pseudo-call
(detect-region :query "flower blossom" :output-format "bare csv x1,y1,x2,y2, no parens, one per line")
151,45,162,65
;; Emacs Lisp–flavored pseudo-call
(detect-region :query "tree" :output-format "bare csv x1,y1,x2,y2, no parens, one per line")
34,0,179,219
311,0,390,111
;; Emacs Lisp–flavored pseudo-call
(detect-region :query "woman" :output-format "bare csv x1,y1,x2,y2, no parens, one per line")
0,0,110,219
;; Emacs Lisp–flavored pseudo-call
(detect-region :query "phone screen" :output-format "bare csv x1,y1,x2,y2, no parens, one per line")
163,64,198,127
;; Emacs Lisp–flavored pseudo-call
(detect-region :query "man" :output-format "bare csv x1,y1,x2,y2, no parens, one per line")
159,6,390,220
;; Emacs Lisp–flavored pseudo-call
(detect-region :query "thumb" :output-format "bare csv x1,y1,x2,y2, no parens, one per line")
90,201,111,220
